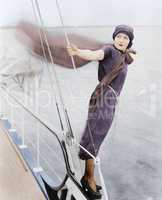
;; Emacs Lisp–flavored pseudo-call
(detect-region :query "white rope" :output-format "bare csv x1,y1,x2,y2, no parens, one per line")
55,0,77,71
31,0,63,129
96,157,109,200
107,85,119,103
107,85,120,143
32,0,74,138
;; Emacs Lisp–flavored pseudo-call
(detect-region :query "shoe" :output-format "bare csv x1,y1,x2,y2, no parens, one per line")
80,177,102,191
96,185,102,191
81,177,102,199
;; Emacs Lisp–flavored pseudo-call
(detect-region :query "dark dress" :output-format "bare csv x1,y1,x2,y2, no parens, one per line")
79,44,131,160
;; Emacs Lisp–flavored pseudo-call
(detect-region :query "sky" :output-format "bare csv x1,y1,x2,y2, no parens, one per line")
0,0,162,27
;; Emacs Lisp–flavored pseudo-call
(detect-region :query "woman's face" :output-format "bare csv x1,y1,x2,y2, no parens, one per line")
113,32,130,52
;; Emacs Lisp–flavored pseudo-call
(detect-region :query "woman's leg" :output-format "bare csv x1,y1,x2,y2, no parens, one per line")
83,159,97,191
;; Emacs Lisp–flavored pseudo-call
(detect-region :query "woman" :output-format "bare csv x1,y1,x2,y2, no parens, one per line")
67,25,136,199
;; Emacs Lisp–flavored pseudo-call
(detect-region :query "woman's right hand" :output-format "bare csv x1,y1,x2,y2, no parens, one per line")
67,44,79,56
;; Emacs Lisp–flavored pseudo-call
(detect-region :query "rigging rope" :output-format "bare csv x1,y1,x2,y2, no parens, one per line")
31,0,65,132
55,0,77,71
32,0,75,142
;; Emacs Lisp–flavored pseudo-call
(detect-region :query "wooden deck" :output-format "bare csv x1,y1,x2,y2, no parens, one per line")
0,126,45,200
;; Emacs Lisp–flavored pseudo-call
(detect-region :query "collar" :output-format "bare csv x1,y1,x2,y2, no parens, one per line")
113,44,126,54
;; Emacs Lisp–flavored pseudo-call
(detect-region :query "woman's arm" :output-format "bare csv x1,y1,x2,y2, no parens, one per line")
67,44,104,61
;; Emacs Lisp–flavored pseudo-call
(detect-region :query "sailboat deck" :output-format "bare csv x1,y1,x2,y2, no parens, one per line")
0,126,45,200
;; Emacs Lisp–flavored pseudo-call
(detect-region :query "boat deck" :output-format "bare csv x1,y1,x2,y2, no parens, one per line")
0,125,45,200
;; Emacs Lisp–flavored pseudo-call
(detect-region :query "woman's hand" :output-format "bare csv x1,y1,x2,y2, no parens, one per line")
67,44,79,56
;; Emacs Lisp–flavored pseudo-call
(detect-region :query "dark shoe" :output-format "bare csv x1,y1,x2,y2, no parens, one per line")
96,185,102,191
80,177,102,191
81,177,102,199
